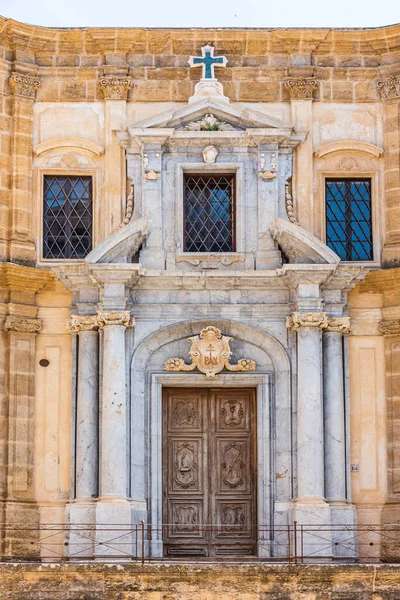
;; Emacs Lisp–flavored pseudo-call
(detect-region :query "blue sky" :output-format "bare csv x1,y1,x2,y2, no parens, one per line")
0,0,398,28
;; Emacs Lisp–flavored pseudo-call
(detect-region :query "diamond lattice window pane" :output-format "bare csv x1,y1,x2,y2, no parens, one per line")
43,175,93,259
184,174,235,252
325,179,372,261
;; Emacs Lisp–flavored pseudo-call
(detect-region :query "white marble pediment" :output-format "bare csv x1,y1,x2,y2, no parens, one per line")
128,98,295,132
269,218,340,265
86,216,150,264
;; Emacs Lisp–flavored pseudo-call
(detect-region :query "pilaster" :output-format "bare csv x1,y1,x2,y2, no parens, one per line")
95,310,134,556
99,70,132,241
8,69,40,265
67,315,99,558
287,309,332,556
286,77,318,235
376,75,400,267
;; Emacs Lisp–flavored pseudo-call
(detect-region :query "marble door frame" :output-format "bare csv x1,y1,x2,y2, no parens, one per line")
148,372,271,557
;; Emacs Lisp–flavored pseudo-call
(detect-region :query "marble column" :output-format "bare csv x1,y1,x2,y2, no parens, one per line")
323,316,356,556
323,318,351,502
95,310,134,556
287,311,331,556
67,315,99,558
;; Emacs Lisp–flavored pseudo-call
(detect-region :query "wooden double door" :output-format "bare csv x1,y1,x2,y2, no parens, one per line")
162,387,257,557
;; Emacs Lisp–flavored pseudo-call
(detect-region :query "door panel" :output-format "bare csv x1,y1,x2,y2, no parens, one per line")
163,388,256,557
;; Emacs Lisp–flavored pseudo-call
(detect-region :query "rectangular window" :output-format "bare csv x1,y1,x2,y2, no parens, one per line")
325,178,373,261
184,173,235,253
43,175,93,259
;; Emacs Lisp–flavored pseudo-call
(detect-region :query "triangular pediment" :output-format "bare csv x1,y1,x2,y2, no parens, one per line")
129,97,294,132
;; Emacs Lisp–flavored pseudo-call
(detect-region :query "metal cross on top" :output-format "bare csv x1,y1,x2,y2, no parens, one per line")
188,45,228,80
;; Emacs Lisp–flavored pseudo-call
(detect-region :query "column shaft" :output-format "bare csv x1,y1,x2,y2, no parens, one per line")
323,331,346,501
297,325,324,500
101,324,127,498
76,330,99,499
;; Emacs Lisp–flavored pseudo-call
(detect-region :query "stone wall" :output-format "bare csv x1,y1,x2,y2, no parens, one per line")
1,563,400,600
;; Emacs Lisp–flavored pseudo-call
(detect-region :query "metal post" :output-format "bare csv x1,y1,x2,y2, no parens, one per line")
301,525,304,563
141,520,145,565
287,524,291,563
293,521,298,564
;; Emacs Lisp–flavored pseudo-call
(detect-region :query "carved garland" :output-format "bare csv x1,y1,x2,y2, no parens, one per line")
164,326,256,379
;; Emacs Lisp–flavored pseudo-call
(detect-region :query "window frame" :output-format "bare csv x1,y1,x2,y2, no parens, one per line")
325,176,373,263
183,172,236,254
318,168,381,267
175,162,244,260
36,168,98,264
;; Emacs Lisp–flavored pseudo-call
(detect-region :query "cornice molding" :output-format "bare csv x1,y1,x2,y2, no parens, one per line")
5,316,42,333
0,263,55,293
285,77,318,100
9,71,40,99
99,77,132,100
314,140,384,158
33,138,104,157
286,311,328,330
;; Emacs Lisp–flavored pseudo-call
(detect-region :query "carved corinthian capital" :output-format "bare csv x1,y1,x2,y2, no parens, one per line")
96,311,135,328
9,72,40,99
5,316,42,333
326,317,352,334
99,77,132,100
376,75,400,100
286,311,328,330
285,78,318,100
67,315,98,333
379,319,400,336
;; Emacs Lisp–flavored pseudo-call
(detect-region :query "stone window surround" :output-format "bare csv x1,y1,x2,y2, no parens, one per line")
34,166,99,265
174,162,245,262
319,169,381,267
147,372,271,558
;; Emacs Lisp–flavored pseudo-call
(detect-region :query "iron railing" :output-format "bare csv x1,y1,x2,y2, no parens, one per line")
0,522,399,563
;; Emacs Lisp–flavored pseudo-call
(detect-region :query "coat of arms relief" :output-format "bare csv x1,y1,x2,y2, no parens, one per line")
164,326,256,379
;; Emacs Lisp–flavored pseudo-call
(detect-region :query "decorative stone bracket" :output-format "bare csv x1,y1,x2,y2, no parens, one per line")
9,72,40,99
376,76,400,100
5,316,42,333
285,78,318,100
379,319,400,336
67,311,135,332
286,312,328,330
164,325,256,379
286,313,351,333
99,77,132,100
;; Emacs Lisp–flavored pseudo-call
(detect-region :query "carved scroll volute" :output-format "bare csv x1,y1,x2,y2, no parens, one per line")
164,326,256,378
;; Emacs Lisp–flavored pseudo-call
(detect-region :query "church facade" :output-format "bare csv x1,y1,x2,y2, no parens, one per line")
0,17,400,563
